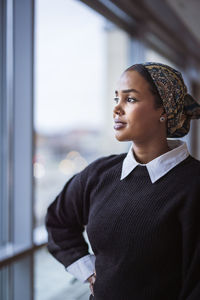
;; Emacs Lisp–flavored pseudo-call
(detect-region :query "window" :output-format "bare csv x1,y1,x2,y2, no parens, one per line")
34,0,131,230
33,0,133,298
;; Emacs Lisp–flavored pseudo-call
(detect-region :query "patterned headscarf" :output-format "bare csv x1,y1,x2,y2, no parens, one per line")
142,62,200,138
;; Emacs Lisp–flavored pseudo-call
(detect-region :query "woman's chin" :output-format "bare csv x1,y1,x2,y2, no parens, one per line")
114,132,130,142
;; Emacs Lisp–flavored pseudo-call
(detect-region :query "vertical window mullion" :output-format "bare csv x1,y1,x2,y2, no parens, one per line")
6,0,14,247
0,0,34,299
12,1,34,300
13,0,34,250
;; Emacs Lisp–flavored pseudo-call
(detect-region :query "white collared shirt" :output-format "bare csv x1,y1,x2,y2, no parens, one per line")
121,139,189,183
66,139,190,283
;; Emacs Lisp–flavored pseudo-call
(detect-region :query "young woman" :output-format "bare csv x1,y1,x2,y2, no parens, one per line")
45,62,200,300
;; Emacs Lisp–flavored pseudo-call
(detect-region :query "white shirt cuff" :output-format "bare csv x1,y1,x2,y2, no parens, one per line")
65,254,96,283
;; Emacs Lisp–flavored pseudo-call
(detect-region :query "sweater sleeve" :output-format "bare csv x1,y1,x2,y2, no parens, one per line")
178,179,200,300
45,170,92,268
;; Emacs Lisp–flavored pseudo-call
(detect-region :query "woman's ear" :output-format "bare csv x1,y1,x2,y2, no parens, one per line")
160,108,167,118
159,109,167,123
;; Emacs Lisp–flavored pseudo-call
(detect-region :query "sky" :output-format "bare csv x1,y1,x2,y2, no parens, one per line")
34,0,106,134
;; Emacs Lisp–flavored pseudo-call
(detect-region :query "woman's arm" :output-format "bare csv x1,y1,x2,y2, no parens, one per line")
178,180,200,299
45,171,91,269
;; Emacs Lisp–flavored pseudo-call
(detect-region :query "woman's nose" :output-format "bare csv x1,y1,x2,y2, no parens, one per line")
113,101,124,116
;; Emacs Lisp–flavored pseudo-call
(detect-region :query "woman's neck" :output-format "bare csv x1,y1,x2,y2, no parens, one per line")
132,139,171,164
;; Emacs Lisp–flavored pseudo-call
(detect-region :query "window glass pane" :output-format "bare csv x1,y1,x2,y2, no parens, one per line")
34,0,130,229
34,0,131,299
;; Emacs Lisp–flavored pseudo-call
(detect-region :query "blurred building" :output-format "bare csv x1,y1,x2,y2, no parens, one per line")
0,0,200,300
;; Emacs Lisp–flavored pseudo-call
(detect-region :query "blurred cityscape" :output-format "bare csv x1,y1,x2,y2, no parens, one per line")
33,129,103,228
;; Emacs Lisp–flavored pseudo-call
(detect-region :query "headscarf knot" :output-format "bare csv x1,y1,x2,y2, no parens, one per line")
143,62,200,138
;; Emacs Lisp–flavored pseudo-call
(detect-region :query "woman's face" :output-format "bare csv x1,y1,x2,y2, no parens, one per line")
113,70,165,143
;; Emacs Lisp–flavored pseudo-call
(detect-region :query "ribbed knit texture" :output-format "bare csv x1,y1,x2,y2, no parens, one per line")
45,153,200,300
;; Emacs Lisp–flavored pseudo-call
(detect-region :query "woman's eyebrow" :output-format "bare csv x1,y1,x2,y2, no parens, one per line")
115,88,140,95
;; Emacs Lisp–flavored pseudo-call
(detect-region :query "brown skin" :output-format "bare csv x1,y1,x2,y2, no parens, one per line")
87,271,96,296
113,70,170,163
87,70,170,294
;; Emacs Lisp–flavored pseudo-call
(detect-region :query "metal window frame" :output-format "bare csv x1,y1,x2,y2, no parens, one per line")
0,0,11,248
0,0,34,299
0,0,34,260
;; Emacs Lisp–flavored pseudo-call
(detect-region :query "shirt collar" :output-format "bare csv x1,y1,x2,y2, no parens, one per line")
120,139,189,183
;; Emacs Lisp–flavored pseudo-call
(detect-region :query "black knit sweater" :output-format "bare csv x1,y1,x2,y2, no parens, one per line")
45,153,200,300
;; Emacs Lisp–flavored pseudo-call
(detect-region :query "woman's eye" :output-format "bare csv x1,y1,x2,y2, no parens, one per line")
113,97,137,104
127,97,137,103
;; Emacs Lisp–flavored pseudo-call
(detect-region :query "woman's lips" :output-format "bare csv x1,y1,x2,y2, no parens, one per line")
113,122,127,130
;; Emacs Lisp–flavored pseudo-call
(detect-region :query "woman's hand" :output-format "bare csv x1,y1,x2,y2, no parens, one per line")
87,271,96,296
